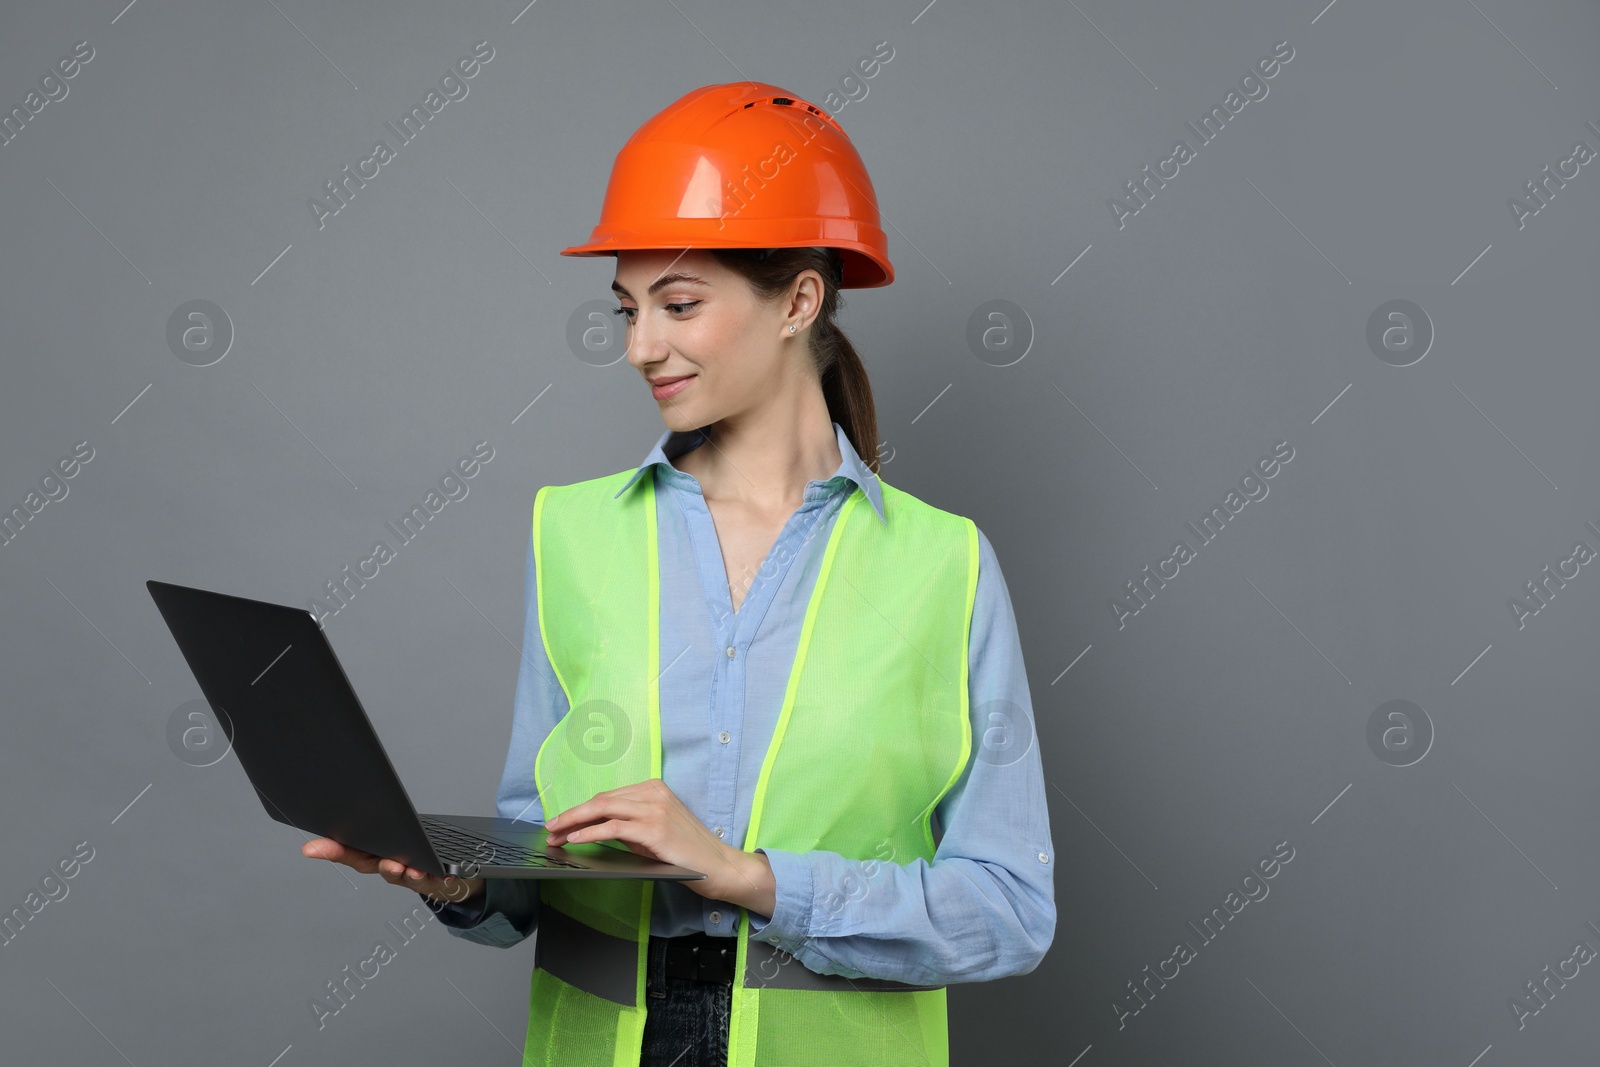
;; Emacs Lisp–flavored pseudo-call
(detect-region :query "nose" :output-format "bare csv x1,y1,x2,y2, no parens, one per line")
622,308,662,373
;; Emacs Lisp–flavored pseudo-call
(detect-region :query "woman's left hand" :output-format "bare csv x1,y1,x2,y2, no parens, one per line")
545,778,775,916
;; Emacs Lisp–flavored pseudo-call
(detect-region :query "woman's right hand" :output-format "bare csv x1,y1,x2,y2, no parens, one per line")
302,838,486,906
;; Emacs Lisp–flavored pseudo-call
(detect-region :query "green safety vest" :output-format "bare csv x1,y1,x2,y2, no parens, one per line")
524,465,978,1067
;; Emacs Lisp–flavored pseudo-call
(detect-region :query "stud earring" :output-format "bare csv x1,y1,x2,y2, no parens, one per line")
789,325,797,333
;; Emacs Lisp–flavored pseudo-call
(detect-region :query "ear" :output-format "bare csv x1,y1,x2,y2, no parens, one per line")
783,270,825,334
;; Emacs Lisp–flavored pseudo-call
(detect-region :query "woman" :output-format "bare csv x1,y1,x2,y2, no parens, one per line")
303,81,1055,1067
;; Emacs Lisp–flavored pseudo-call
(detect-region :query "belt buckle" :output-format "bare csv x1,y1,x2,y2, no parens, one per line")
672,935,733,984
694,941,732,984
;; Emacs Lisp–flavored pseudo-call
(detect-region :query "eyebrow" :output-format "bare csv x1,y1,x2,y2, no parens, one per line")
610,272,711,299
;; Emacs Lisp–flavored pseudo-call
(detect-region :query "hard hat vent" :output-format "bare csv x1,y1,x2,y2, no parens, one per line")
742,96,827,119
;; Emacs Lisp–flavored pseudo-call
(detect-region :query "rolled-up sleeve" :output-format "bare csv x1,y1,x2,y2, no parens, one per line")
432,532,569,949
432,874,540,948
746,526,1056,985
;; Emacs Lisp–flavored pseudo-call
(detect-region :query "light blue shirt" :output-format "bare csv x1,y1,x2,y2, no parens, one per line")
433,421,1055,985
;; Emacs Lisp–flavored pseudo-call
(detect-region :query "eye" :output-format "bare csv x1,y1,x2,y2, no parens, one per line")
611,301,699,322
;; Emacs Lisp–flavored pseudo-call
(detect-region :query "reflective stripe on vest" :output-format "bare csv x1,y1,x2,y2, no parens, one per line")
524,467,978,1067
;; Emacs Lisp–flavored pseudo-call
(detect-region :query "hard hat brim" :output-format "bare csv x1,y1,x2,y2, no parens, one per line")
561,231,893,289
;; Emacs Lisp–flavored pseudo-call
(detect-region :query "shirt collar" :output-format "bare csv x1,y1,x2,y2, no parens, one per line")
612,421,886,525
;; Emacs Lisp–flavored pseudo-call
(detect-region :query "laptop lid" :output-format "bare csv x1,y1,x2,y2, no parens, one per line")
147,579,450,875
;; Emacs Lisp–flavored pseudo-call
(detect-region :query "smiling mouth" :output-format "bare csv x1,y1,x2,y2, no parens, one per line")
651,375,696,399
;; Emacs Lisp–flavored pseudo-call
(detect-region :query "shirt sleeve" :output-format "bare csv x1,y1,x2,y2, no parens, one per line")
745,525,1056,985
431,531,569,948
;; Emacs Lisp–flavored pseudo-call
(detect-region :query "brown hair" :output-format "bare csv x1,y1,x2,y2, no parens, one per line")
708,247,881,475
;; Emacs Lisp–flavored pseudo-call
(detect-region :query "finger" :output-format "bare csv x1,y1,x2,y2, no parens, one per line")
401,871,438,893
303,837,364,862
546,797,653,842
560,818,627,846
547,779,670,829
551,789,706,851
302,838,337,859
400,866,455,895
303,838,383,872
547,809,643,845
376,858,420,883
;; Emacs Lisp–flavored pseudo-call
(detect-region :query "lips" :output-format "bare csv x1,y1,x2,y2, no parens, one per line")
650,374,695,400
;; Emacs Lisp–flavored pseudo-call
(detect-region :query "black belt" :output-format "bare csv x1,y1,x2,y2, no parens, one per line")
651,931,735,986
645,930,947,995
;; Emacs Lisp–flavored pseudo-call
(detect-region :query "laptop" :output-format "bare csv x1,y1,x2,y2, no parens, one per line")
146,579,705,883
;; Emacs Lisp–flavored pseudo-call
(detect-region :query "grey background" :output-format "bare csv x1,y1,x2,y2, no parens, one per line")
2,0,1598,1063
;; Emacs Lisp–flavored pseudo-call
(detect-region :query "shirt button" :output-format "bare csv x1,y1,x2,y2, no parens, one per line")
709,910,722,924
718,730,731,744
726,645,736,659
714,826,725,838
1037,851,1049,864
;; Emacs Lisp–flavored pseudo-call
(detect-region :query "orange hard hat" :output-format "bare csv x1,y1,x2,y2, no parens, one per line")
561,81,894,288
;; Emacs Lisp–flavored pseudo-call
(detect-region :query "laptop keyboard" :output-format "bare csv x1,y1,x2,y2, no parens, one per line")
419,816,588,871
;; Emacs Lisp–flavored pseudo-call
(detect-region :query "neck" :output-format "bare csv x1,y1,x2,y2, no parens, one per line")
678,386,841,513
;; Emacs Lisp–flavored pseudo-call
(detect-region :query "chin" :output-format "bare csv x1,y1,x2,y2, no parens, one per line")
658,405,702,432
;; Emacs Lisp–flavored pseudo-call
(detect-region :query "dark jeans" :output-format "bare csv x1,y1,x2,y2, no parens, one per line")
640,935,731,1067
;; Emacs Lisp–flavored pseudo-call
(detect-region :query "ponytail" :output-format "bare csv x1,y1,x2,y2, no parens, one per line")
813,315,880,475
